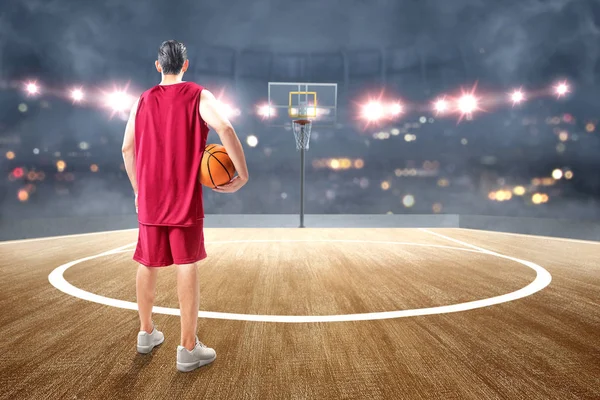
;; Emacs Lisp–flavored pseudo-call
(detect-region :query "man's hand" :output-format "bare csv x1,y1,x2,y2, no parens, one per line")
212,176,248,193
135,193,138,213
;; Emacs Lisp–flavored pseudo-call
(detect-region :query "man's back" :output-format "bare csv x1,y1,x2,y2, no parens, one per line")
134,81,209,226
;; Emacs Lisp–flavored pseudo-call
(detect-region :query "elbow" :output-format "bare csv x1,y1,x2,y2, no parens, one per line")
217,124,235,138
121,146,134,156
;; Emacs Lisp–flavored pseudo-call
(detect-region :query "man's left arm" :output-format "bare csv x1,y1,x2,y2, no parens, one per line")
122,98,139,212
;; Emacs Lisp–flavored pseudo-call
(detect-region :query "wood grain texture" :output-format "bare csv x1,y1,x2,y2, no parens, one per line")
0,228,598,400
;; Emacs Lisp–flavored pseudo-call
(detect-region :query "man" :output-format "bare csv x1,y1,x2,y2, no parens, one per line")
121,40,249,372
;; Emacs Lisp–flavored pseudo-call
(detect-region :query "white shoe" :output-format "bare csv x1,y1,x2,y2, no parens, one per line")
137,323,165,354
176,336,216,372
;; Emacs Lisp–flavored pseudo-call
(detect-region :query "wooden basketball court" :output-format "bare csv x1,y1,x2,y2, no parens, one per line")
0,227,598,399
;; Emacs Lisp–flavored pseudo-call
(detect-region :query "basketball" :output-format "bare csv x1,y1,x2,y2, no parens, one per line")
199,144,236,188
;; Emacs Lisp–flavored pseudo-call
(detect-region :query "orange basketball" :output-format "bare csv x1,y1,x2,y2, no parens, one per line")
199,144,236,188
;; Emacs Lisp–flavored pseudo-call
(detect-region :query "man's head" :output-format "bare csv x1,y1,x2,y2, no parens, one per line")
155,40,189,76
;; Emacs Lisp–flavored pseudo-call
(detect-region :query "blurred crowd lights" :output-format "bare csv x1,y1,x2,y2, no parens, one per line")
531,177,557,186
512,186,526,196
55,172,75,182
527,169,573,187
246,135,259,147
17,189,29,202
531,193,550,205
402,194,415,208
16,181,39,202
558,131,569,142
437,178,450,187
488,189,513,202
312,158,364,170
56,160,67,172
552,169,563,180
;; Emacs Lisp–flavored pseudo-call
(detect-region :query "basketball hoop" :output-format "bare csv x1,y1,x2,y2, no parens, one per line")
292,119,312,150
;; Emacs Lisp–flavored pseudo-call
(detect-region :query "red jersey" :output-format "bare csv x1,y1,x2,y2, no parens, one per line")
134,81,209,226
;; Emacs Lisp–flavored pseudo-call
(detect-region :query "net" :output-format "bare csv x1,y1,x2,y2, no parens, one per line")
292,119,312,150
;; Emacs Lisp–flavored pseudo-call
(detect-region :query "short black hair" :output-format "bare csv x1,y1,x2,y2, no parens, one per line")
158,40,188,75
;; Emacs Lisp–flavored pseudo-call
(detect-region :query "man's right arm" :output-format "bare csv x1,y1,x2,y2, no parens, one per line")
199,89,249,191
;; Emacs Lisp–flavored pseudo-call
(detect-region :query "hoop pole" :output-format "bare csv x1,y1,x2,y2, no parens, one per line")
300,144,305,228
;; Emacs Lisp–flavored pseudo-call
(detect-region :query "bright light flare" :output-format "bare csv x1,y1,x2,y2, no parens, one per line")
362,101,385,121
388,103,403,116
554,81,569,98
552,168,563,180
217,101,241,119
511,89,525,105
257,104,276,118
25,81,39,95
105,90,134,112
246,135,258,147
458,94,478,114
453,83,482,122
71,88,84,102
433,98,448,114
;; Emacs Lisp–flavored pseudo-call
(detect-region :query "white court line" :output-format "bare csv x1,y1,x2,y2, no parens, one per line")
457,228,600,245
48,238,552,323
0,228,137,245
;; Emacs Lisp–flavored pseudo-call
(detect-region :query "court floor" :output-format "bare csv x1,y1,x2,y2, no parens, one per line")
0,228,598,399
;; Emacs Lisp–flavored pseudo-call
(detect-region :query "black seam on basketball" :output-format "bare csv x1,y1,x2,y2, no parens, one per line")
205,144,218,153
207,153,217,188
210,153,232,181
208,151,228,156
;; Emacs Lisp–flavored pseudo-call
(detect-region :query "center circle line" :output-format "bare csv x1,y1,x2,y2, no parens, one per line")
48,239,552,323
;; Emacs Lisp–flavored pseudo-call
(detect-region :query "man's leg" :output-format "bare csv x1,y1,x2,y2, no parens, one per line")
136,264,159,334
176,262,199,351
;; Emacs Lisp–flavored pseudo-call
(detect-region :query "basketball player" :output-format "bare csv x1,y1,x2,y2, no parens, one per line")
121,40,249,372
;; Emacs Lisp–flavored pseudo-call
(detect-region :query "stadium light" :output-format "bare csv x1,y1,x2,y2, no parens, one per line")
25,81,40,95
362,101,385,121
257,104,276,118
105,91,133,112
217,101,241,119
388,103,403,117
555,81,569,98
433,98,448,114
511,90,525,105
71,88,84,102
458,94,478,114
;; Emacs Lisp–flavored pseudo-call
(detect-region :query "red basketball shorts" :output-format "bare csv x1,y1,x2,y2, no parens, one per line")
133,220,207,267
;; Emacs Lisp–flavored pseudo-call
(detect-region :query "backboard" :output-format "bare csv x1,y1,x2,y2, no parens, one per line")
267,82,338,128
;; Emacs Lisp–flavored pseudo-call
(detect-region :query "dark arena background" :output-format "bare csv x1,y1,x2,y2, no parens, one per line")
1,0,599,399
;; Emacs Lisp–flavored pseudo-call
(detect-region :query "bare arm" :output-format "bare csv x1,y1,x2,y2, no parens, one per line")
199,90,249,191
122,99,139,208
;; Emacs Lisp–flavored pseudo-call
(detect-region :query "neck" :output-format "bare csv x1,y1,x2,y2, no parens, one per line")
160,75,184,85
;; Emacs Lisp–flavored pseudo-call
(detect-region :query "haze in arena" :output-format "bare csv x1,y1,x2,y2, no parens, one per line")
1,0,599,399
